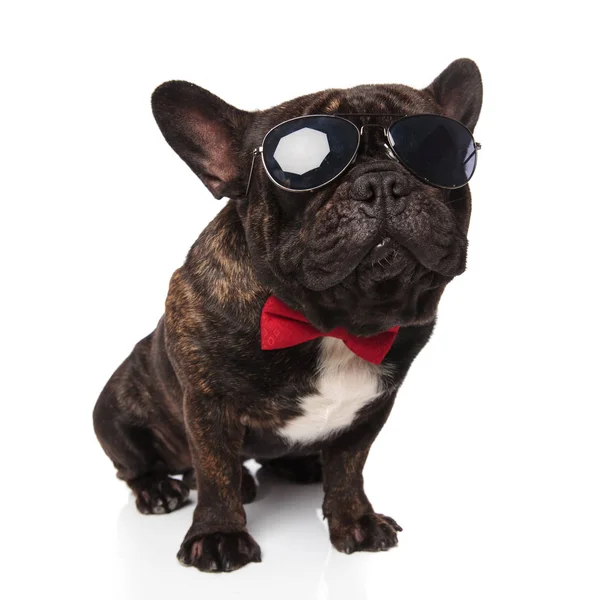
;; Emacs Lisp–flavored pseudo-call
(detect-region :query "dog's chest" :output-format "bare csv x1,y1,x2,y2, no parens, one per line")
277,338,388,444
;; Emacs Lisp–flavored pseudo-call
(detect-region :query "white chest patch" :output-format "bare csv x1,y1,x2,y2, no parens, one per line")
278,338,392,444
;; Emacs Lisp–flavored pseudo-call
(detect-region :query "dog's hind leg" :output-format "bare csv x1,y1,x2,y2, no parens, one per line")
93,335,190,515
257,454,323,484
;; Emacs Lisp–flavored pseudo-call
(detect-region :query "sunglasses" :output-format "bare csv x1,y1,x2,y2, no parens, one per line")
246,113,481,195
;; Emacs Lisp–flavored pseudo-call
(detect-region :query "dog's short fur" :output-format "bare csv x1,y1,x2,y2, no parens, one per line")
93,59,482,572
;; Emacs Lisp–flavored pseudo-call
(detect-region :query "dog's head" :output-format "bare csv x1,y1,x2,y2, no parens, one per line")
152,59,482,335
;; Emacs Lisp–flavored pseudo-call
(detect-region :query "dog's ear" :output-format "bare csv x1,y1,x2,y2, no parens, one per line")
424,58,483,131
151,81,251,199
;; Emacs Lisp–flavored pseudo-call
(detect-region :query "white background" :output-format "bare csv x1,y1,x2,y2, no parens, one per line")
2,2,599,599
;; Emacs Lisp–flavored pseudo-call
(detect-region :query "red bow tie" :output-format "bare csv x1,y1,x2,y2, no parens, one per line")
260,296,399,365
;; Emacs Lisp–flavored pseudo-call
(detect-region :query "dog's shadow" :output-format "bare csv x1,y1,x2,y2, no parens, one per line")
115,466,369,599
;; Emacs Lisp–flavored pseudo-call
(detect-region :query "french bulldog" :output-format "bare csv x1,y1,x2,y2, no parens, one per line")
93,58,482,573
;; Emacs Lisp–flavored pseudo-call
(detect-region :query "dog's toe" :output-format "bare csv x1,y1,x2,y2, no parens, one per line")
177,531,261,573
131,476,190,515
329,513,402,554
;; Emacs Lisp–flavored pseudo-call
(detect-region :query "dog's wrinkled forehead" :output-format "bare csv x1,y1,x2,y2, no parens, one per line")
249,84,435,149
275,84,433,121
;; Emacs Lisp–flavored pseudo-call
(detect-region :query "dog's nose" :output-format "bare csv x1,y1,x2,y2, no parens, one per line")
350,170,408,204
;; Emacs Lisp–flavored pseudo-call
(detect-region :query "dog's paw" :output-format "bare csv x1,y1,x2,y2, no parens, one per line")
177,531,262,572
132,476,190,515
329,513,402,554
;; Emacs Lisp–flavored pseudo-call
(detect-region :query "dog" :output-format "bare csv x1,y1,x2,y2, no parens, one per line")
93,58,482,572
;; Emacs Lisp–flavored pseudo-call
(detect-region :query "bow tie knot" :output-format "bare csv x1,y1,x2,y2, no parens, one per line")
260,296,399,365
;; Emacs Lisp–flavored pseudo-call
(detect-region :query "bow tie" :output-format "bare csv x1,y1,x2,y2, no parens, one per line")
260,296,399,365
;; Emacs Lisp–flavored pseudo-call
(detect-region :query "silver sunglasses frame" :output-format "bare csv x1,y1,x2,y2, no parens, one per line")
245,113,481,196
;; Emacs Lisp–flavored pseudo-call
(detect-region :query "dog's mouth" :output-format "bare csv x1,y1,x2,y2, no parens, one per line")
299,235,423,291
295,233,444,331
362,236,396,265
355,236,422,283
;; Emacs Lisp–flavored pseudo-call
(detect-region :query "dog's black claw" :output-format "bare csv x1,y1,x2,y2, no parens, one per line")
383,515,403,532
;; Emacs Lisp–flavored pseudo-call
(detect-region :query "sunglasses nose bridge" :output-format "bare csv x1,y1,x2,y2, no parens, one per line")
356,124,399,164
359,123,387,136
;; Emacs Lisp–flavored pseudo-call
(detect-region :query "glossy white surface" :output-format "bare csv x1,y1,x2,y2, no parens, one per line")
10,426,600,600
3,2,599,599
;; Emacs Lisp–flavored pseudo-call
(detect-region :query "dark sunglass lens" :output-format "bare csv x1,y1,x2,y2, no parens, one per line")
262,116,359,191
389,115,477,188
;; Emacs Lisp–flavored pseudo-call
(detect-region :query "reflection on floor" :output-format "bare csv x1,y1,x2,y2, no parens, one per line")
115,463,373,600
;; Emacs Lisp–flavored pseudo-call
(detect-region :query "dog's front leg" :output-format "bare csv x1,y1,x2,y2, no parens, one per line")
322,395,402,554
177,394,261,572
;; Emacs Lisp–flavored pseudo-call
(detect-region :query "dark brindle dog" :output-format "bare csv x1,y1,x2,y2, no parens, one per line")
93,58,482,572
